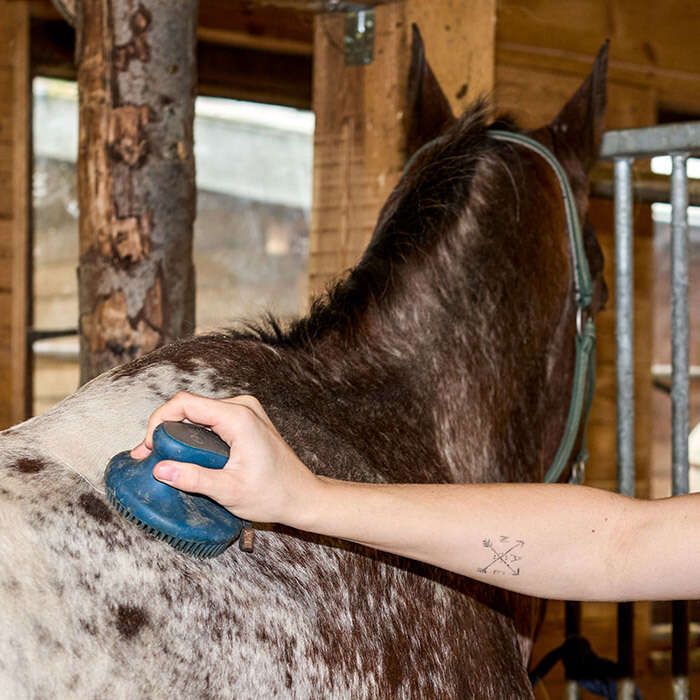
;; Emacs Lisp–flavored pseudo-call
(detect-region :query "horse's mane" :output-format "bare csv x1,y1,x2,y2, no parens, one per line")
233,100,520,349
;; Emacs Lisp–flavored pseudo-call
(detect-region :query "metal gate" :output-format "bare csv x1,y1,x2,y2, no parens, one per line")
566,123,700,699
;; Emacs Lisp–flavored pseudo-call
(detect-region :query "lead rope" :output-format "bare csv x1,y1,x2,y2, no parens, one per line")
487,130,596,484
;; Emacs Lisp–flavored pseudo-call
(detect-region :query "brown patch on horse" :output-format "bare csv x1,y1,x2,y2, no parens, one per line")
79,493,113,524
11,458,47,474
80,619,98,636
114,604,149,639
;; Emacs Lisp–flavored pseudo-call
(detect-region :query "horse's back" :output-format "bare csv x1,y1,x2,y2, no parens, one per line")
0,450,531,698
0,339,534,698
0,448,533,698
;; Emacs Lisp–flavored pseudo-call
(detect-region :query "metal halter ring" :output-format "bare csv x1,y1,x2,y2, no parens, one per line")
576,307,587,336
569,459,586,486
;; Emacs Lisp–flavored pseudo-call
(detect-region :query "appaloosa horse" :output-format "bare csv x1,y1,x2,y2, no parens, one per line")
0,32,608,698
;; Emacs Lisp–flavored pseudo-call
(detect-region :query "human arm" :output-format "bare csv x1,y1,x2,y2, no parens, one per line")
131,392,696,602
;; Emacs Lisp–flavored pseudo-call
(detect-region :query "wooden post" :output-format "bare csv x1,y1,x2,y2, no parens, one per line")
76,0,197,382
308,0,496,297
0,1,30,428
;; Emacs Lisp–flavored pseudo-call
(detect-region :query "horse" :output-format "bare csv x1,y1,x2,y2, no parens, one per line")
0,31,608,698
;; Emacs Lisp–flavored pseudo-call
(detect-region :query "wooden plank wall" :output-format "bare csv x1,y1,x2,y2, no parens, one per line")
308,0,496,297
497,0,700,116
0,1,30,429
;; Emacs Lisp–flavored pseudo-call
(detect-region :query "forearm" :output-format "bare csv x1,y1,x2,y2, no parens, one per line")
138,393,699,601
295,480,681,602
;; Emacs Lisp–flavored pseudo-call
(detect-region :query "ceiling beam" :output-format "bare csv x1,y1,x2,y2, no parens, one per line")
30,16,312,109
36,0,399,27
225,0,397,9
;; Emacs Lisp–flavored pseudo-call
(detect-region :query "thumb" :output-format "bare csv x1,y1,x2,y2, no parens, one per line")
130,442,151,460
153,460,228,502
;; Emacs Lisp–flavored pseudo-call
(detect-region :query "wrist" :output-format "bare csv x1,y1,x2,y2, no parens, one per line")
288,474,337,533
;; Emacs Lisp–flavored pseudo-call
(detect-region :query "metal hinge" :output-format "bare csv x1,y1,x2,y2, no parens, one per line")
344,8,375,66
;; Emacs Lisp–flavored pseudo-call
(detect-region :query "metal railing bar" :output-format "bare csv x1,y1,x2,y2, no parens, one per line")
601,122,700,159
590,174,700,206
670,153,690,700
614,156,636,698
615,156,636,499
652,365,700,394
671,154,690,497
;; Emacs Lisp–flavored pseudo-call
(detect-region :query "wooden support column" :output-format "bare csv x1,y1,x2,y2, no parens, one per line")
76,0,198,382
308,0,496,297
0,1,30,428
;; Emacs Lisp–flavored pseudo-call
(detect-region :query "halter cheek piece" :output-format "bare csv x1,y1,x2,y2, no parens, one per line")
488,130,596,484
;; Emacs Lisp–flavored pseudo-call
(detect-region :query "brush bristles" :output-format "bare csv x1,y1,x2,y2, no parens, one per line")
106,491,230,558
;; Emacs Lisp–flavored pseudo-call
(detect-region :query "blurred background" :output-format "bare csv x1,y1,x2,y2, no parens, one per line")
32,77,314,413
1,1,700,697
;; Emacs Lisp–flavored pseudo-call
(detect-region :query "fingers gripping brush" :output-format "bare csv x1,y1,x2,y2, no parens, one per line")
105,421,255,558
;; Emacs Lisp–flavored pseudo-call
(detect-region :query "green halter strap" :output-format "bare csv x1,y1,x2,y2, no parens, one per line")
488,130,597,484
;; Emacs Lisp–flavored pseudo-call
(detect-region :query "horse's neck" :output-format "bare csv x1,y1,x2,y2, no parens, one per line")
314,248,575,485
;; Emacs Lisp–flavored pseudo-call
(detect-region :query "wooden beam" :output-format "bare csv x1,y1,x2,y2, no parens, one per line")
43,0,369,25
30,16,75,79
232,0,397,9
30,0,317,52
590,166,700,206
27,0,63,21
496,0,700,117
30,16,312,109
308,0,496,296
26,0,394,15
197,26,311,56
197,40,311,108
198,1,313,54
0,0,30,427
497,0,700,76
495,61,657,131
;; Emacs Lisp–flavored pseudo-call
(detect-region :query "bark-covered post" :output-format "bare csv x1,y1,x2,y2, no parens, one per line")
76,0,197,383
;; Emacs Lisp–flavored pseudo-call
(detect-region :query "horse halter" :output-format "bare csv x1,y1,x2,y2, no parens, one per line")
488,130,597,484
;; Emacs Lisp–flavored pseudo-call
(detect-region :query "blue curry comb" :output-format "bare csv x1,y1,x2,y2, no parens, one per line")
105,421,254,558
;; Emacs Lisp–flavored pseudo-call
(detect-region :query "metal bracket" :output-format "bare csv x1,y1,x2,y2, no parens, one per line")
568,460,585,486
344,8,375,66
51,0,77,26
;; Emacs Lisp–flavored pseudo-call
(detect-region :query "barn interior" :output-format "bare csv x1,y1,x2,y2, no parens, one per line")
1,0,699,696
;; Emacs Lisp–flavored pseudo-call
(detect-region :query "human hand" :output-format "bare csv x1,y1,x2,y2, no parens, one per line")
130,392,321,527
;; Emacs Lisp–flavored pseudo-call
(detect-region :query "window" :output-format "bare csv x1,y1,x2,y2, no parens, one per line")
32,77,314,413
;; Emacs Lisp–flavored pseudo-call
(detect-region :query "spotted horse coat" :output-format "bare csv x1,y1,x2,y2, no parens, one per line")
0,33,609,699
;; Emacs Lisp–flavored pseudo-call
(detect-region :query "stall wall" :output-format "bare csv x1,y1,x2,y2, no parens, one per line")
0,1,29,429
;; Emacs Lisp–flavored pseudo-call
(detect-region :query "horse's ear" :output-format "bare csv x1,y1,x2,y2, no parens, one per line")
406,24,455,159
549,40,609,171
